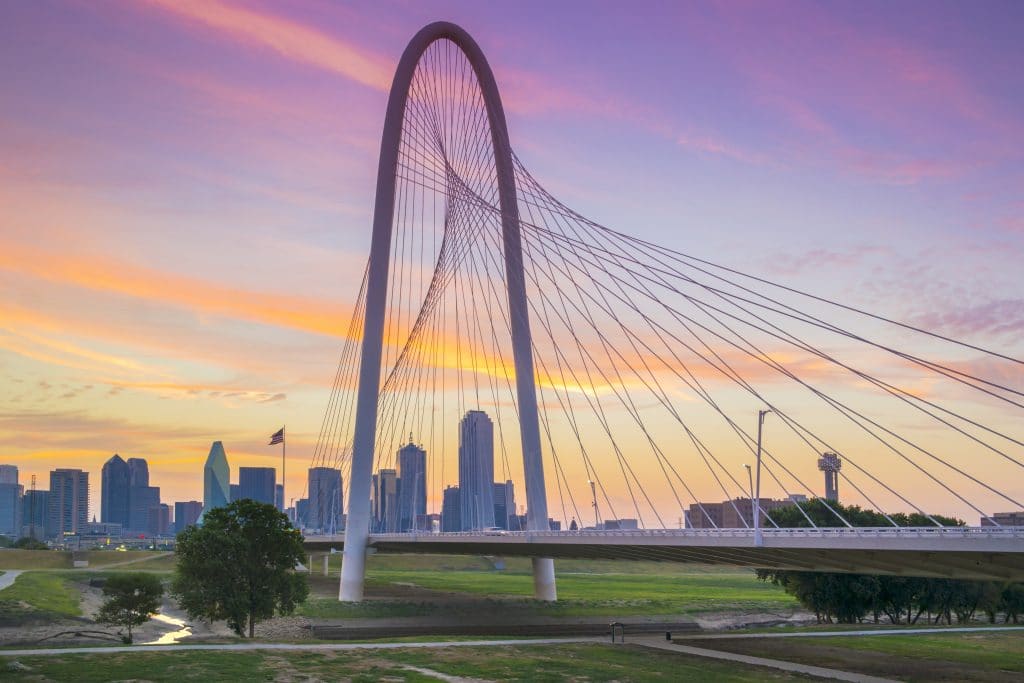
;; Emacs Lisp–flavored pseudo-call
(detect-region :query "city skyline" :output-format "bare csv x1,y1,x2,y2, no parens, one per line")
1,2,1022,522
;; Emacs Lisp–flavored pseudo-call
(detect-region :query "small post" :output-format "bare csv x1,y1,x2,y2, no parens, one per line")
323,554,329,576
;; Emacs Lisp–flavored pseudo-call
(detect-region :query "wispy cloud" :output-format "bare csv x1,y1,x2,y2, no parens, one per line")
144,0,393,90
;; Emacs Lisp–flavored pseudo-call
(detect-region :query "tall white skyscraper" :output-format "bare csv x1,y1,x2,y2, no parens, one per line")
458,410,495,530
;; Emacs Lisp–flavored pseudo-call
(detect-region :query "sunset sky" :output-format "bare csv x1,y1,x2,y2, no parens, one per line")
2,1,1022,523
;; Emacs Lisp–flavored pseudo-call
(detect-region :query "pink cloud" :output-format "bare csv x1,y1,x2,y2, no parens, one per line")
144,0,393,91
910,299,1024,340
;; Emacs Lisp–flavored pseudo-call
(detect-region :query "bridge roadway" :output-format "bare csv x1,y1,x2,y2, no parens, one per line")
305,527,1024,582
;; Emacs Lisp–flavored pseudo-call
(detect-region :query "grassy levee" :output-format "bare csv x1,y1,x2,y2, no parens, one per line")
298,554,797,619
0,572,82,624
0,643,813,681
0,550,71,570
0,550,173,571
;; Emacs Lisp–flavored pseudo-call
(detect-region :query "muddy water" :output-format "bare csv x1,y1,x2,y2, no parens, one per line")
144,612,192,645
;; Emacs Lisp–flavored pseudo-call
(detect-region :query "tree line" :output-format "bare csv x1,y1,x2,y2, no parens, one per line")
757,500,1024,624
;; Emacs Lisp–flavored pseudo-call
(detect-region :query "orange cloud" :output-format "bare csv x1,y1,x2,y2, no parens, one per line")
145,0,392,91
0,242,350,339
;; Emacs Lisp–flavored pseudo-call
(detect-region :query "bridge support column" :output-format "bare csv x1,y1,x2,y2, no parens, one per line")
532,557,557,601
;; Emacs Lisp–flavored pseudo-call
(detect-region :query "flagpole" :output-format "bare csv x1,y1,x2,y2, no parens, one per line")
281,425,286,514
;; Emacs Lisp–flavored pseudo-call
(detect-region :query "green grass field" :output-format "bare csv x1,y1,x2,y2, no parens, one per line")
811,631,1024,672
0,572,82,623
694,630,1024,682
298,554,797,619
0,643,813,682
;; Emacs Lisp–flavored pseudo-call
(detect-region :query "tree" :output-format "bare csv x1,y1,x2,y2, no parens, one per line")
96,573,164,644
13,536,48,550
171,499,308,637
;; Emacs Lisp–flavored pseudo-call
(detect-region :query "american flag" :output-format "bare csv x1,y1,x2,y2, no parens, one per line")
269,427,284,445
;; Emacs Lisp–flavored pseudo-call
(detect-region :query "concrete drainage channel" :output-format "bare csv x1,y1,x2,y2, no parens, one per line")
310,620,700,640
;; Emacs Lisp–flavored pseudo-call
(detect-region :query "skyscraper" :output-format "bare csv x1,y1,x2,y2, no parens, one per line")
493,479,515,530
373,469,398,532
0,465,18,484
0,465,21,538
458,410,495,530
307,467,342,533
201,441,230,522
174,501,203,533
21,489,50,540
48,469,88,537
441,485,461,532
238,467,276,505
397,439,426,532
122,457,157,534
130,486,160,535
101,455,130,527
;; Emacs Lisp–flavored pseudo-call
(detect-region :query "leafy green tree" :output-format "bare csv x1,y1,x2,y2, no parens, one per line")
171,499,308,637
13,536,48,549
96,573,164,644
1000,583,1024,623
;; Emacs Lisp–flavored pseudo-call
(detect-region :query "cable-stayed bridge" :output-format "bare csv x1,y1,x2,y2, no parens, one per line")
304,22,1024,600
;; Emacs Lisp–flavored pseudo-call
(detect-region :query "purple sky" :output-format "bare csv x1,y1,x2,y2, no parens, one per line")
1,1,1021,520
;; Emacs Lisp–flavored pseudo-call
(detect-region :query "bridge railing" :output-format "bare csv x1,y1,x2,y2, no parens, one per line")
309,526,1024,541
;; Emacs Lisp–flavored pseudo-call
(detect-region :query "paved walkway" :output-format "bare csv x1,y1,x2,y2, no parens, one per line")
677,625,1024,640
633,636,898,683
0,570,23,592
0,637,600,657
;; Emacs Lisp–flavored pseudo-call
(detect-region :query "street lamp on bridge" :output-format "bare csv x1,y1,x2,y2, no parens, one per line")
754,409,772,547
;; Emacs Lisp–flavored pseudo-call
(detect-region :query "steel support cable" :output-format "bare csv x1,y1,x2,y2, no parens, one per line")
667,288,1023,515
545,220,1024,452
475,189,867,529
519,190,785,529
509,194,756,526
458,208,520,494
456,209,584,531
558,217,1024,408
518,199,735,528
670,268,1024,465
671,292,997,523
510,222,662,527
452,174,741,532
536,210,991,528
311,264,368,467
452,176,835,528
509,210,936,528
522,232,748,530
307,264,369,510
319,273,367,482
462,191,620,525
513,155,1024,368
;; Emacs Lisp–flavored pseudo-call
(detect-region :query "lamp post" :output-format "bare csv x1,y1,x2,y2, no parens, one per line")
743,463,754,510
588,480,600,529
754,409,771,547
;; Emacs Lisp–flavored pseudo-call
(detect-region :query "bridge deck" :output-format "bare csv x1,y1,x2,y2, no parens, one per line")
304,528,1024,582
